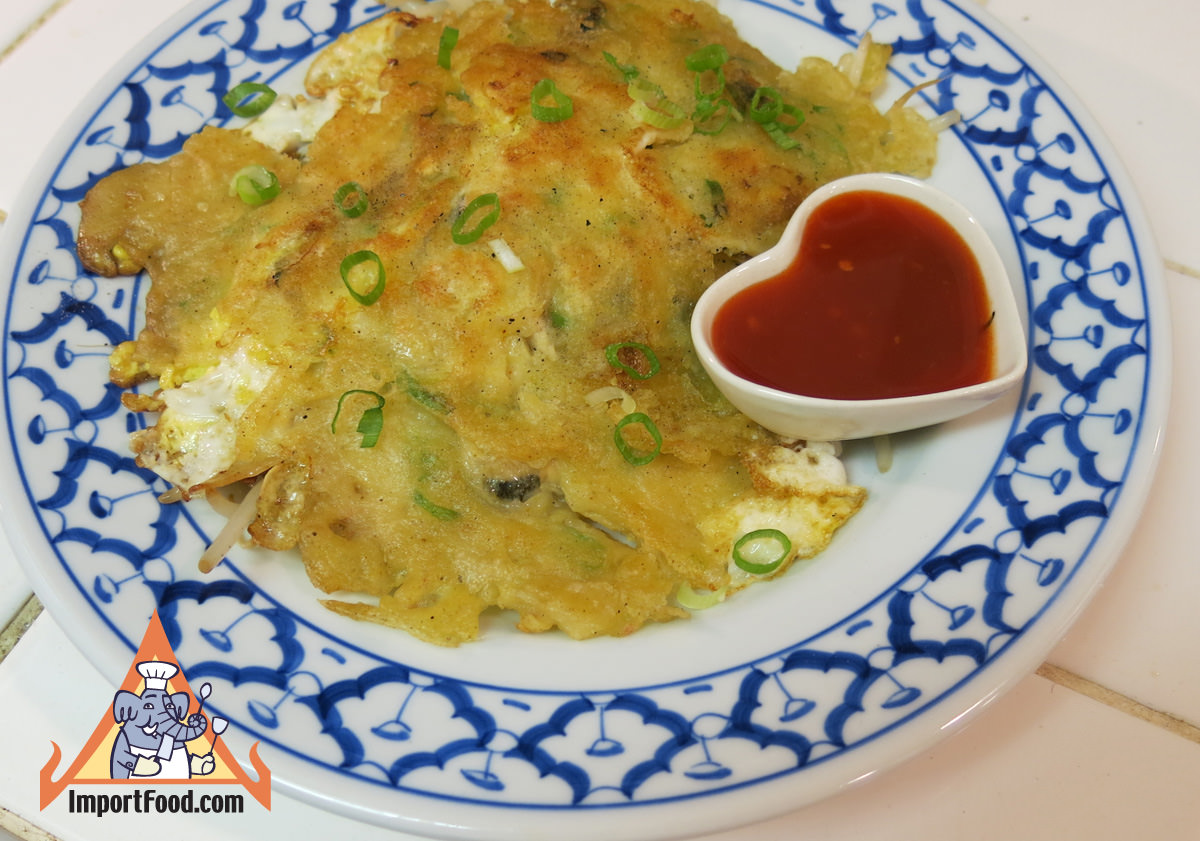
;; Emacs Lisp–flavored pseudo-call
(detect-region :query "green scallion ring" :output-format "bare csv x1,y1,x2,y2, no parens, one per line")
613,412,663,466
748,85,784,124
331,389,385,448
437,26,459,70
339,249,386,305
692,97,719,121
693,67,727,101
700,178,726,226
222,81,277,117
402,370,451,414
603,51,639,82
627,77,664,104
630,98,687,130
675,582,728,610
333,181,368,217
763,121,801,150
356,406,384,448
604,341,660,379
692,96,737,135
451,192,501,244
230,165,280,206
414,490,460,521
773,102,805,132
626,79,686,128
685,43,730,72
732,528,792,575
530,78,574,123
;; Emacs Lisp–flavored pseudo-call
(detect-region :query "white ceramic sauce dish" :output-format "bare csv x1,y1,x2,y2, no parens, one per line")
690,172,1028,441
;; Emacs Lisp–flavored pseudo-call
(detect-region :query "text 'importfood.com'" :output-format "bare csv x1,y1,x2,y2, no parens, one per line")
67,788,244,817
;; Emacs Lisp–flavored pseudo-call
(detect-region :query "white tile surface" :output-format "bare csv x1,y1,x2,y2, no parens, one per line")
984,0,1200,270
0,0,192,214
0,0,60,59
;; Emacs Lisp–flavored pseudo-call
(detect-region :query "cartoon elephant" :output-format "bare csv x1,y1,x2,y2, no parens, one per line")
110,661,216,779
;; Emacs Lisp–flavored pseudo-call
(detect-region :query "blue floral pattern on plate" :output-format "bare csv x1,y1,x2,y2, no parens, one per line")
0,0,1166,837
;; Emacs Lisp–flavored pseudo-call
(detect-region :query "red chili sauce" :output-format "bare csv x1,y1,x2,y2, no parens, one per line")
711,190,995,401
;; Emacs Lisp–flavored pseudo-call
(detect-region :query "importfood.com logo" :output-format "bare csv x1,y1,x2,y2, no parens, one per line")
65,787,247,818
40,611,271,816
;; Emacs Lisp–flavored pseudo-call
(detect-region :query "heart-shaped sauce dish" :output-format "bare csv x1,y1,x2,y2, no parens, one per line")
691,172,1028,441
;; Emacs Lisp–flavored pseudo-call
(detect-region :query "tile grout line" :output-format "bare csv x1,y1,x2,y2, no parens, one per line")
1037,662,1200,745
0,806,63,841
0,596,60,841
1165,257,1200,280
0,0,74,65
0,0,75,230
0,593,42,668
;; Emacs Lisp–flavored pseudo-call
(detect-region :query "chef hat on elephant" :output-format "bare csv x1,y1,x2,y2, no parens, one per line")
136,660,179,691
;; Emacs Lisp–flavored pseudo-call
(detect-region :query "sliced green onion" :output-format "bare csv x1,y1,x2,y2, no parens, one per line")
732,528,792,575
229,165,280,206
331,389,385,448
626,79,687,129
530,78,574,122
692,96,738,135
222,81,277,117
627,77,664,104
758,101,806,149
355,406,384,447
701,179,726,227
763,121,801,150
693,67,727,101
631,99,687,129
685,44,730,72
605,341,660,379
675,582,728,610
614,412,663,466
693,97,720,122
603,51,639,82
687,45,729,102
773,102,805,132
437,26,459,70
413,490,460,521
333,181,368,217
451,192,501,244
748,85,784,124
339,249,386,305
402,370,451,414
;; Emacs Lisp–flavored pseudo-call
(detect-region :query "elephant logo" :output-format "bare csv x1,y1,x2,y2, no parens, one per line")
40,610,271,811
110,661,217,779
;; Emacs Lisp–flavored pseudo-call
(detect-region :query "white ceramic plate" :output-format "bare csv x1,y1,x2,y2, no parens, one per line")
0,1,1168,839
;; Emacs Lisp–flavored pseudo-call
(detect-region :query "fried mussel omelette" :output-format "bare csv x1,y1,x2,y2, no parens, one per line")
77,0,942,645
